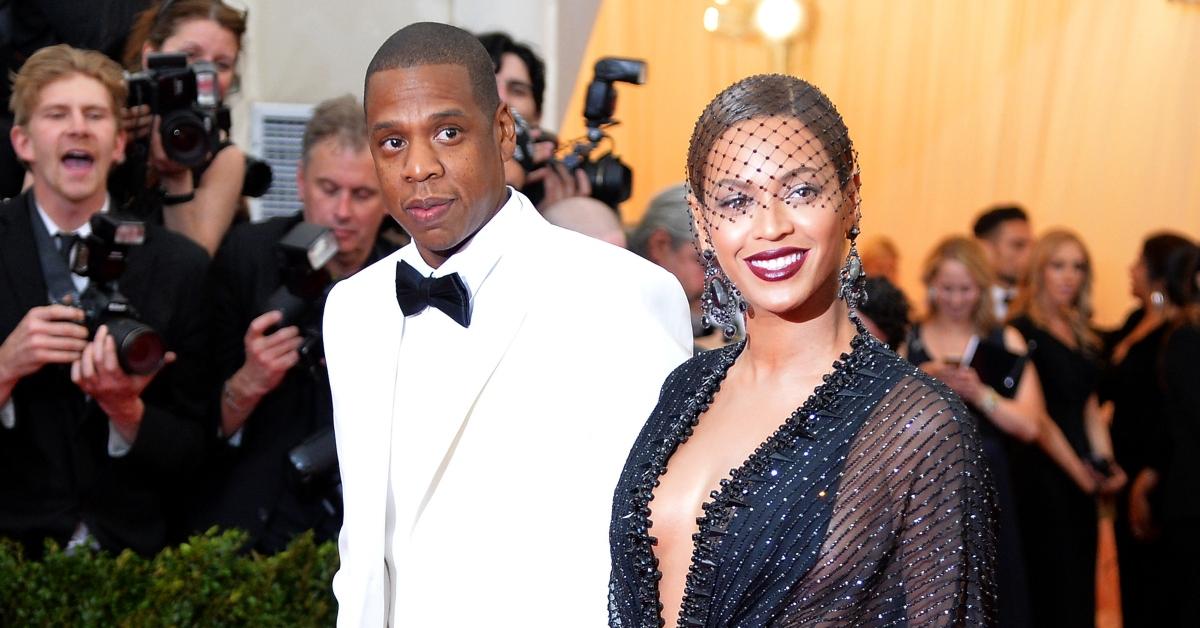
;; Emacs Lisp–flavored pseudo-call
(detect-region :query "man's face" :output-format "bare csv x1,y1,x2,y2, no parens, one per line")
10,73,125,210
496,52,538,125
366,63,515,268
298,139,386,274
984,219,1033,286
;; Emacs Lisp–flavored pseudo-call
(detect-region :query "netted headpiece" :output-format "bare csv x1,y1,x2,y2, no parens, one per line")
686,74,858,227
684,74,865,332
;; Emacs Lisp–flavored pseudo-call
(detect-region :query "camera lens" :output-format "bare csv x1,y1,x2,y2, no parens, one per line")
106,317,166,375
159,110,210,167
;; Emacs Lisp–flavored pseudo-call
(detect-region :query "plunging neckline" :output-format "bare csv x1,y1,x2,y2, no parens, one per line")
642,331,871,627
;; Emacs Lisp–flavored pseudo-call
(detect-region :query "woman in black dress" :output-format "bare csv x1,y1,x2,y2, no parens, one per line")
608,74,996,627
1100,232,1192,628
1007,230,1125,628
1157,244,1200,626
906,236,1071,628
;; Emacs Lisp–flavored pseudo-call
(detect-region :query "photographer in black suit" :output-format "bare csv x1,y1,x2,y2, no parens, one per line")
0,45,210,557
189,95,394,553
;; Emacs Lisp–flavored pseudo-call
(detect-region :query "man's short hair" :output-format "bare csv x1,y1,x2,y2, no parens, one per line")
364,22,500,116
476,31,546,118
629,184,694,259
972,205,1029,239
302,95,368,164
9,44,126,127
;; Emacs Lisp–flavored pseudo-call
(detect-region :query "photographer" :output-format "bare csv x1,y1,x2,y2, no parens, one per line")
0,45,210,557
477,31,591,208
189,95,394,553
118,0,248,256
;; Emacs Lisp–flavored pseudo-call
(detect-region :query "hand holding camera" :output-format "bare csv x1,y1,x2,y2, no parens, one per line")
235,310,304,400
0,305,89,395
71,324,176,440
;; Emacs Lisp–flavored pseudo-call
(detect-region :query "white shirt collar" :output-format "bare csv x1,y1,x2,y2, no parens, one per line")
401,187,532,301
35,196,111,239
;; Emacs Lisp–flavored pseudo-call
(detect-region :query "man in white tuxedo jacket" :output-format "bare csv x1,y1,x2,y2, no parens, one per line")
324,23,692,626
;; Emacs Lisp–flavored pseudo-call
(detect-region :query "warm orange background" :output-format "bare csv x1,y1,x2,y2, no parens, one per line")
560,0,1200,327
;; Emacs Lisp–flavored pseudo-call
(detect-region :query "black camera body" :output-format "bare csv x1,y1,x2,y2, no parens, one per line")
70,214,166,375
560,57,646,208
262,222,337,374
125,52,231,168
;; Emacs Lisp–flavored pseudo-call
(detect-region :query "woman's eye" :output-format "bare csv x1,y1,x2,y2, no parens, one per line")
787,184,818,200
718,194,751,210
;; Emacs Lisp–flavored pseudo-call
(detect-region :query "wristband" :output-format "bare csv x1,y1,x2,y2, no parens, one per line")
161,189,196,206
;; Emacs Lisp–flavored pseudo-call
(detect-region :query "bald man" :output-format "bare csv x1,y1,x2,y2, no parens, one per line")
541,196,627,248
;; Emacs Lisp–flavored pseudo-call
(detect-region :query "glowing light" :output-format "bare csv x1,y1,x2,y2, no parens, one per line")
753,0,805,41
703,7,721,32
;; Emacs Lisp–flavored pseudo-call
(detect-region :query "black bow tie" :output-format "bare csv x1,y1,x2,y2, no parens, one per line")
395,259,471,328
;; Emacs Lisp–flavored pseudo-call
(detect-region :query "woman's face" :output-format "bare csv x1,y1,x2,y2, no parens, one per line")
929,259,981,324
1041,241,1088,310
147,18,240,97
1129,255,1150,303
699,115,855,319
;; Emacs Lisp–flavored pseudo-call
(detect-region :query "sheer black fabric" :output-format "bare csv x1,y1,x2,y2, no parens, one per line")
906,326,1031,628
609,332,997,627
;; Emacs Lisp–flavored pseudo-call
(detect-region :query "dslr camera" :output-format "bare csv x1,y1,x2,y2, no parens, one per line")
561,57,646,208
125,52,231,168
68,214,167,375
262,222,338,375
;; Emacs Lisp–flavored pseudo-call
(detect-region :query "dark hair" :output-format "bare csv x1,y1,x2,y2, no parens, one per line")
123,0,247,69
476,32,545,118
365,22,501,117
859,277,911,349
972,205,1028,239
1164,243,1200,310
1141,232,1193,284
685,74,855,202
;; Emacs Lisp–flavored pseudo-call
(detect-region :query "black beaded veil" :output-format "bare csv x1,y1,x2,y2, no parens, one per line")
682,75,865,336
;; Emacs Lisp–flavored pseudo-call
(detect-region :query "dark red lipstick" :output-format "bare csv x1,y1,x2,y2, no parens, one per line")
743,247,808,282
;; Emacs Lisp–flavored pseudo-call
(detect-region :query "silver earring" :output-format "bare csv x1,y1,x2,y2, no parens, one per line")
839,225,866,311
1150,290,1166,310
700,248,744,339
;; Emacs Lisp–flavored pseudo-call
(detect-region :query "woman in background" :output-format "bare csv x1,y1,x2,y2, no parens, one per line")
907,236,1063,628
1101,232,1192,628
1008,230,1125,628
120,0,249,256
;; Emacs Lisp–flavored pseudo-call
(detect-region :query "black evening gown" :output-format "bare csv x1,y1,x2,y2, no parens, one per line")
1008,316,1099,628
1160,323,1200,626
1099,309,1170,628
608,330,998,627
906,325,1032,628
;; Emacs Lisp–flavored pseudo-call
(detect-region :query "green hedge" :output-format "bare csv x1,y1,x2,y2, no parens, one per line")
0,529,338,627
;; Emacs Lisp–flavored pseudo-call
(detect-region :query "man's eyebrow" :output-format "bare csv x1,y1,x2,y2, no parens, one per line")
371,109,468,134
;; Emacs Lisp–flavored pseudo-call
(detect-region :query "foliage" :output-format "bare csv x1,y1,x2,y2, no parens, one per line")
0,529,338,627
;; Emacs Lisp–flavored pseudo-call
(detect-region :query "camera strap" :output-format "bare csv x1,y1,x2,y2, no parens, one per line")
27,201,82,305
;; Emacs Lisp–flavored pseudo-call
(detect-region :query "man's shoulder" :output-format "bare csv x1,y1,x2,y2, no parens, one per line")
536,223,677,289
327,244,405,305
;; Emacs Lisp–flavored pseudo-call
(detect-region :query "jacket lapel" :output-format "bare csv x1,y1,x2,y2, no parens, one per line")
0,193,50,316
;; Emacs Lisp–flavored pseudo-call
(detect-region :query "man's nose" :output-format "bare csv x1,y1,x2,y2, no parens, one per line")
402,140,444,183
334,191,353,220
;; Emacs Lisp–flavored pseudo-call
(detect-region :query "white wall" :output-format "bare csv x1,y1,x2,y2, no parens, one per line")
231,0,600,148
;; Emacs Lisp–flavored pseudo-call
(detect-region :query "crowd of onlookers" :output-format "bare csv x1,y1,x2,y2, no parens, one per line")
0,3,1196,627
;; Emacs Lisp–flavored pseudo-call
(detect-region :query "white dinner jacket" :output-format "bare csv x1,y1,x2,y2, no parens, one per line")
324,191,692,626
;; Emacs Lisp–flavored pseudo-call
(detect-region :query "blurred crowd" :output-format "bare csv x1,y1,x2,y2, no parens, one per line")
0,3,1196,627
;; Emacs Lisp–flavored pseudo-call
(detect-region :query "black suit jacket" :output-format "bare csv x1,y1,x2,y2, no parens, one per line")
0,191,211,556
189,215,395,552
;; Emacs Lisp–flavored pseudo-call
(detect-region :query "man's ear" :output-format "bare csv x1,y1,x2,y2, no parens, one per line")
495,102,516,164
112,127,127,165
10,123,32,165
646,228,673,264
